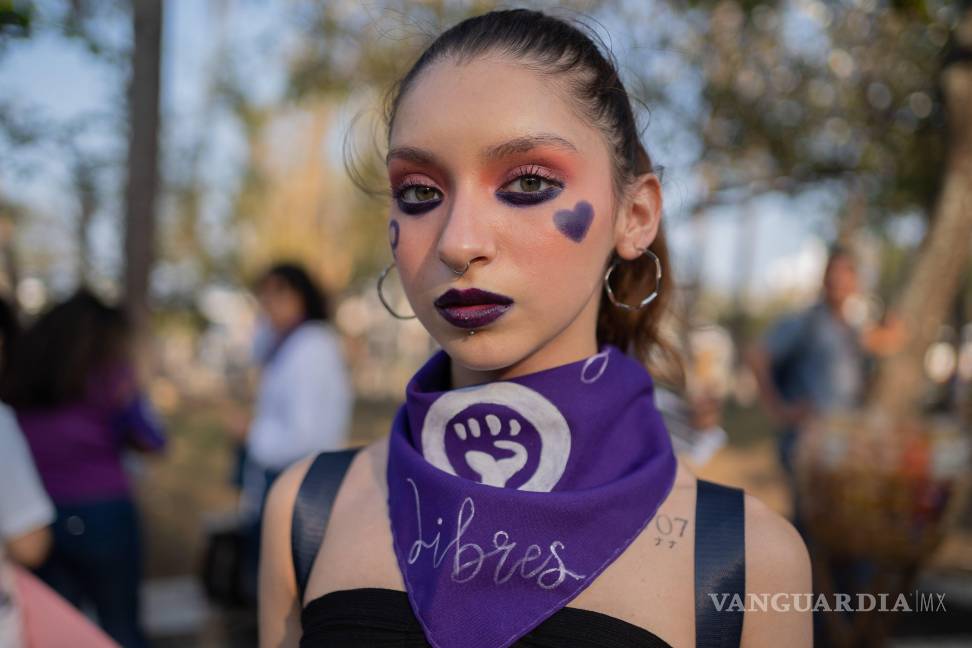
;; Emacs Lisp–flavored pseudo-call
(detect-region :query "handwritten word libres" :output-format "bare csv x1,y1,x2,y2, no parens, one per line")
405,478,586,590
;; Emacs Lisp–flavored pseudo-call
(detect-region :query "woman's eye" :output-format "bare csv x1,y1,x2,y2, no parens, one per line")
396,184,442,215
502,175,554,193
496,173,563,207
400,185,441,203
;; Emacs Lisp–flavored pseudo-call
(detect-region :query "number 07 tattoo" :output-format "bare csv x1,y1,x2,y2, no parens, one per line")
652,513,689,549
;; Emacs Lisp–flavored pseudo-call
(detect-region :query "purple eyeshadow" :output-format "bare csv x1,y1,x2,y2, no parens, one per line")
389,219,400,252
396,198,441,215
553,201,594,242
495,186,562,207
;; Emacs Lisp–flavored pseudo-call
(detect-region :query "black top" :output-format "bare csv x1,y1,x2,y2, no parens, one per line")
300,587,674,648
292,450,745,648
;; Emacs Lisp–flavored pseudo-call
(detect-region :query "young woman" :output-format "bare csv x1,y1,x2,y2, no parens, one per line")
260,9,811,648
244,262,352,480
240,262,353,600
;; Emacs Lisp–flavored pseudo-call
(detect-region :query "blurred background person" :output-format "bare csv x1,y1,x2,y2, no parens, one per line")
238,262,353,601
0,296,55,647
746,246,907,520
0,290,166,648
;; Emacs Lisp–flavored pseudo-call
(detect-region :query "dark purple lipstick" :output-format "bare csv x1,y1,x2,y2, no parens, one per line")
434,288,514,329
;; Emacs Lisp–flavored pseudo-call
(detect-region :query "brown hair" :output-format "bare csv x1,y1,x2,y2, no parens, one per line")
383,9,682,382
0,289,132,408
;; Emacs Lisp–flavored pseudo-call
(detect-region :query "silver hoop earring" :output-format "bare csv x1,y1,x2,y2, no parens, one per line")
604,248,662,311
377,262,417,320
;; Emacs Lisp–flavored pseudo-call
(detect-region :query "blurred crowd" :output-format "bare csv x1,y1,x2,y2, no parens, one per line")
0,260,354,647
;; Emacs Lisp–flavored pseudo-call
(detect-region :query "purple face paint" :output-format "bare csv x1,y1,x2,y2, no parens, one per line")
389,219,400,253
553,201,594,242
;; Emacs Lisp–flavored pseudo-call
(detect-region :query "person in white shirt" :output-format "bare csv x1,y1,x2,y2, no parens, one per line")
0,402,56,647
240,262,353,602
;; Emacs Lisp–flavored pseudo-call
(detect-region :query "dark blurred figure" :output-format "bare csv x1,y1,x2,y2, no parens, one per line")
746,246,906,495
238,262,352,602
0,296,55,646
0,289,166,648
0,296,53,568
0,295,19,374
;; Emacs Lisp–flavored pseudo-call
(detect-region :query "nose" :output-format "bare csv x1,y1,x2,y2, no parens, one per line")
436,189,496,276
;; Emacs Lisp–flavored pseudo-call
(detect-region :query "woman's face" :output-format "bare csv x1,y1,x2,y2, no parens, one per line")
387,55,659,379
258,276,305,334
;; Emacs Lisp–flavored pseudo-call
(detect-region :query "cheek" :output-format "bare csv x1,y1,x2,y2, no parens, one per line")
510,200,611,295
387,217,435,290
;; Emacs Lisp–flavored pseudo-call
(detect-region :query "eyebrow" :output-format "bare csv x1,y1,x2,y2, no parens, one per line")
386,146,441,167
481,134,578,160
385,133,578,167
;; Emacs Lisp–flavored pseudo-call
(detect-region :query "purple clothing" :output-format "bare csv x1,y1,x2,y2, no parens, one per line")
17,364,165,505
386,345,677,648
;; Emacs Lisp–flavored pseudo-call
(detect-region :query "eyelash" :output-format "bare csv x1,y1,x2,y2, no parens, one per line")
391,165,565,215
496,166,564,207
394,180,442,215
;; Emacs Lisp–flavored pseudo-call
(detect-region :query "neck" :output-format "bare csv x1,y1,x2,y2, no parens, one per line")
449,331,600,389
823,296,846,319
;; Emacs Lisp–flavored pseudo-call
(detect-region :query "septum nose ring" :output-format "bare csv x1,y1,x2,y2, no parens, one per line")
448,260,470,276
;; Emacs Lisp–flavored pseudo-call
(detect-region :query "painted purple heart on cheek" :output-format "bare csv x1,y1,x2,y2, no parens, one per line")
389,219,400,253
553,201,594,243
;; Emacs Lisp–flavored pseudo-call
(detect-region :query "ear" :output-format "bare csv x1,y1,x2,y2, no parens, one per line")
614,173,662,260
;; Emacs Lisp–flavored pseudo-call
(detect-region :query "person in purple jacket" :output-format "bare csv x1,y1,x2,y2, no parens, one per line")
0,289,165,648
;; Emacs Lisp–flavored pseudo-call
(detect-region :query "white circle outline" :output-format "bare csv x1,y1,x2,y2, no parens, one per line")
580,349,610,384
421,382,571,492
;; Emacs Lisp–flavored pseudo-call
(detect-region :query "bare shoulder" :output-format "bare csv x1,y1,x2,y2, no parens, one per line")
740,493,813,648
263,440,386,557
259,455,318,648
265,455,318,532
743,494,811,591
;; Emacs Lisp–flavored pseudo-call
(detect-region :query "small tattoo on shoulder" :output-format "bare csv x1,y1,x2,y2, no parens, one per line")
651,512,690,550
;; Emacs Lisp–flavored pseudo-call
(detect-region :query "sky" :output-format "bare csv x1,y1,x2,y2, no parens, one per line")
0,0,837,307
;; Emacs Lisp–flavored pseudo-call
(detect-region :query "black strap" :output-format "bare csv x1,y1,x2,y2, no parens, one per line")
694,479,746,648
291,448,361,604
291,450,745,641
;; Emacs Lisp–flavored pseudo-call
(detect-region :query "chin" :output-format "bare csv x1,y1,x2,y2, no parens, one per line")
435,328,537,374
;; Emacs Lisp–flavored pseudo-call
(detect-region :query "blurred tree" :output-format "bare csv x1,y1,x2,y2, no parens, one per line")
73,156,97,284
621,0,969,413
0,1,129,299
872,1,972,415
123,0,162,332
650,0,951,218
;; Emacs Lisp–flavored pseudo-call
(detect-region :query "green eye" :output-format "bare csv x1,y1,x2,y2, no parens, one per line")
500,174,557,194
518,176,543,192
402,185,440,202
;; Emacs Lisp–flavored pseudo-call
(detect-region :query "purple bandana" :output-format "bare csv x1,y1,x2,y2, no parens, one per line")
386,345,678,648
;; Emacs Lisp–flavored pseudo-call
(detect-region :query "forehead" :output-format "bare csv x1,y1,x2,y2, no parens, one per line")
827,255,856,273
390,55,608,163
260,275,290,292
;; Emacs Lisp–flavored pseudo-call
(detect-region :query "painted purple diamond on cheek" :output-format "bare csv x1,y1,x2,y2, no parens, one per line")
553,201,594,242
389,219,400,253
